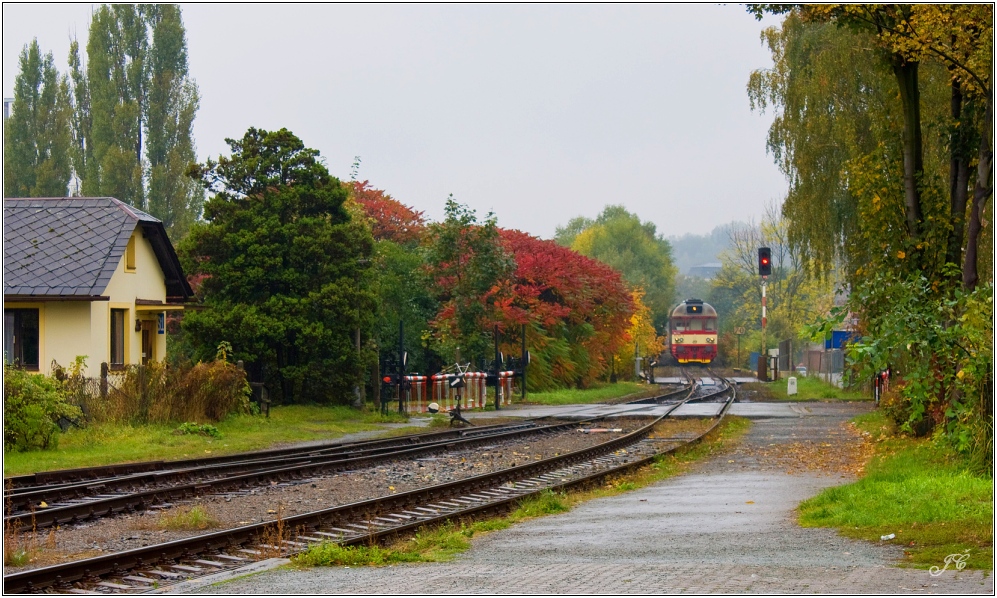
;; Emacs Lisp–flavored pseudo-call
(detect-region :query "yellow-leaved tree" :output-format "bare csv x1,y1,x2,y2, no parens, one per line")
613,288,665,380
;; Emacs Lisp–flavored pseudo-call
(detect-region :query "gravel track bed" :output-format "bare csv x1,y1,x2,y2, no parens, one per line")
7,418,657,572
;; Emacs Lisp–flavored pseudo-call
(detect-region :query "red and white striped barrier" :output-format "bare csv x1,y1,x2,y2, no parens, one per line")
498,371,514,406
419,371,519,413
404,375,427,412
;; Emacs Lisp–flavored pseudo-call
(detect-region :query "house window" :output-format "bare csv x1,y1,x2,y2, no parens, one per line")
126,234,137,271
110,309,126,367
4,309,40,370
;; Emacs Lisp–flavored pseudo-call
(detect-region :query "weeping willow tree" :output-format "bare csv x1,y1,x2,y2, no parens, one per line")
748,5,993,468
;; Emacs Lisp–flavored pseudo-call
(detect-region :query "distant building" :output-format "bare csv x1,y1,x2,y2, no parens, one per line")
3,97,13,120
687,262,722,278
68,169,82,197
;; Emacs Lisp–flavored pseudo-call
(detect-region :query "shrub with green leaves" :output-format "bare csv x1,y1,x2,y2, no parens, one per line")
4,364,82,451
837,272,994,471
174,422,221,437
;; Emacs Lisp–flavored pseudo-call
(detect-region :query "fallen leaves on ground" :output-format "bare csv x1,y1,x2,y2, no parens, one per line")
750,422,875,476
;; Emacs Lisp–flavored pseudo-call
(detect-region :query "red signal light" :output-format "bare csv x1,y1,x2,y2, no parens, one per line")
758,247,772,276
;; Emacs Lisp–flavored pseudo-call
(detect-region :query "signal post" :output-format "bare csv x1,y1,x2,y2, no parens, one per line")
758,247,771,381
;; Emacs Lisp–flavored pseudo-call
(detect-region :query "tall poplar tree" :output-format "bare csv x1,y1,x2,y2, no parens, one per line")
4,40,73,197
68,3,201,240
76,4,146,208
144,4,202,239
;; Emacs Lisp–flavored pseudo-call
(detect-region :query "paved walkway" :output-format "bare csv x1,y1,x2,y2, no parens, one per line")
188,402,993,594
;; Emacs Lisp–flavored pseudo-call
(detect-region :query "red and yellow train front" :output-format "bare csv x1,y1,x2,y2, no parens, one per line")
669,300,718,364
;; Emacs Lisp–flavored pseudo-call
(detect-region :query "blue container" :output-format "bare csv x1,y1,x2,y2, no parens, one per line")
825,330,857,350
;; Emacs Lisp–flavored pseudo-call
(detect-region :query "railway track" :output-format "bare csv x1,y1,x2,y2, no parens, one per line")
4,420,605,530
5,422,541,490
4,383,735,594
4,379,705,530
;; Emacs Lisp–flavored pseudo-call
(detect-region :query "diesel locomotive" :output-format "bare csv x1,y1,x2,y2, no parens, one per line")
668,298,718,364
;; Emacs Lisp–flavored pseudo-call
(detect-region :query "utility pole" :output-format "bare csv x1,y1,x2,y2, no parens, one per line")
397,321,405,413
493,325,501,411
521,324,528,401
761,277,768,381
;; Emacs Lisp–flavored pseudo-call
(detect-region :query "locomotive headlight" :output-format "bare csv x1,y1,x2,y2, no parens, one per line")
706,337,715,344
675,337,684,344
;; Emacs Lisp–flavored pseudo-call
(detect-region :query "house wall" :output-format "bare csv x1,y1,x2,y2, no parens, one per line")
101,227,169,367
43,302,93,374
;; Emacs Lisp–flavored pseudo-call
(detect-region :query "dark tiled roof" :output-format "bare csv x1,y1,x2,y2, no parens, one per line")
3,197,173,298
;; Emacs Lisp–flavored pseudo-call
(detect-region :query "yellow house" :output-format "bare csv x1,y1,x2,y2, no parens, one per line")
3,197,194,376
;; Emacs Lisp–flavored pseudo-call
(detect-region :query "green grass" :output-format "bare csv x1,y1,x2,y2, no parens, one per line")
524,381,657,405
157,505,220,531
798,411,993,569
292,417,751,569
743,376,871,401
3,405,408,477
293,518,510,567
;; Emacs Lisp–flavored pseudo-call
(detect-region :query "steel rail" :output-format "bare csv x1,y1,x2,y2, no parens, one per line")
3,419,599,530
626,382,693,404
4,422,532,490
5,424,543,512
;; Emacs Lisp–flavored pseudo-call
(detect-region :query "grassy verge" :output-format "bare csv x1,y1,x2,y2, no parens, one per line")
523,381,658,405
3,406,408,477
798,411,993,569
742,376,870,401
156,505,220,531
291,415,751,568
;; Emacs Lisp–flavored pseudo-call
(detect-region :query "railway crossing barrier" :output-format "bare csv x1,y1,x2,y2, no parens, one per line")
423,371,515,414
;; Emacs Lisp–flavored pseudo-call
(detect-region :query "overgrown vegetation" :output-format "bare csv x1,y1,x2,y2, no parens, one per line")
78,358,251,425
5,350,253,456
845,274,993,469
798,411,993,569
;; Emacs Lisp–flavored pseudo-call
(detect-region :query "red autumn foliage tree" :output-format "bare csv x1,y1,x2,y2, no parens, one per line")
495,229,634,388
350,180,426,245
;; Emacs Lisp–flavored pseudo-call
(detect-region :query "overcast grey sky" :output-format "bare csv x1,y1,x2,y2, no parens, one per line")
3,3,787,240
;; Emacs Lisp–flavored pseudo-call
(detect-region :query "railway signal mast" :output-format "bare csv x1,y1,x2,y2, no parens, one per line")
758,247,771,381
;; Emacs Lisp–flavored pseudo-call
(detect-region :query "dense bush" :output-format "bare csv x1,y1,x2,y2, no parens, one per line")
68,358,251,425
4,364,82,451
846,273,993,471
